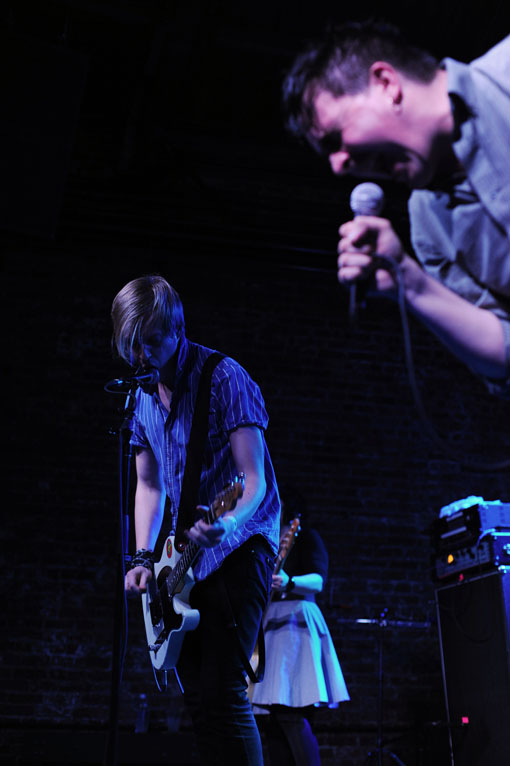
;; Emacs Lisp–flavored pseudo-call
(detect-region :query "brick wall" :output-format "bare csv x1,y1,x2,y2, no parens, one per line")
3,242,509,765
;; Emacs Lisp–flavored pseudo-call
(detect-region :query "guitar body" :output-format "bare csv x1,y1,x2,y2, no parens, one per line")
141,535,200,671
140,475,245,675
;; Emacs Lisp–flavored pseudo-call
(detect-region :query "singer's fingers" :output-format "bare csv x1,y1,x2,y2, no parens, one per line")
339,220,364,237
339,215,385,236
338,228,376,253
338,252,377,286
338,252,374,271
337,265,362,284
338,241,373,255
373,268,398,292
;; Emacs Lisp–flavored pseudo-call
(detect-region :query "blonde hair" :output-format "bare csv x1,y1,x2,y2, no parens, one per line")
111,275,185,364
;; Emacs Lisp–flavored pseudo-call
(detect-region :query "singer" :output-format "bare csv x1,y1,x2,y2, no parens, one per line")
111,275,280,765
282,21,510,397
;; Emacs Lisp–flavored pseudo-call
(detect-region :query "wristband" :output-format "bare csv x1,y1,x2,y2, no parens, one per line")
285,577,295,593
130,548,155,571
223,514,238,535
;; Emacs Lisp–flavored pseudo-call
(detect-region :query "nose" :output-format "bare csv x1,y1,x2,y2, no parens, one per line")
328,149,351,175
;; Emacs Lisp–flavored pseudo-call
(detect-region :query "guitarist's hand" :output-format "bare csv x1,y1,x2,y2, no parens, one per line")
271,570,290,592
125,566,153,595
186,507,237,548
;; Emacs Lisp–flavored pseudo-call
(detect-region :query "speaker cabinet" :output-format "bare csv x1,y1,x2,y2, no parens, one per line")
435,569,510,765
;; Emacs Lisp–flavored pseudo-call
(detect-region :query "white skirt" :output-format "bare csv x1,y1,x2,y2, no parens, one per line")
251,599,350,710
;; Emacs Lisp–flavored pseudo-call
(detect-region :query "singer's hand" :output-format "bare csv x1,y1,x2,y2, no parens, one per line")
338,216,404,293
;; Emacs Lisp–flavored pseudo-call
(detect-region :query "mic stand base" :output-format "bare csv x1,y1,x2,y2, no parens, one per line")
359,609,408,766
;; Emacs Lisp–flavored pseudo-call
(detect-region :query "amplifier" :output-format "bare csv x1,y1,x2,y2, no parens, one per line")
433,498,510,553
434,533,510,581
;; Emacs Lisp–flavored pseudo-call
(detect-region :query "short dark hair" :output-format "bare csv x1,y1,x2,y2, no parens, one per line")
111,275,185,364
279,483,307,525
282,20,439,141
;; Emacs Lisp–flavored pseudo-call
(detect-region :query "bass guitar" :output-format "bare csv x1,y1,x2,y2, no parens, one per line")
141,475,245,671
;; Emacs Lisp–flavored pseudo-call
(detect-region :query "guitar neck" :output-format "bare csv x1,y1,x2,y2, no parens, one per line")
163,476,245,597
273,553,285,576
166,506,216,594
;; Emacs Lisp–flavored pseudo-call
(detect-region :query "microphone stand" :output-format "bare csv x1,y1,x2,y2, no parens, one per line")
104,383,138,766
359,608,408,766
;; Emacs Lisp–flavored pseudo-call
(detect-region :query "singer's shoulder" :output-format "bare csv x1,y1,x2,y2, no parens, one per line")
471,35,510,80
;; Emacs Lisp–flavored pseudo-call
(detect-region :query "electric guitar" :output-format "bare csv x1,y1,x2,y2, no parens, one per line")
249,516,300,678
269,517,301,601
141,475,245,671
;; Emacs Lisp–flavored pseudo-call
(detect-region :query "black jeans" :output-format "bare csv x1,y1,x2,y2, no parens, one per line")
177,536,274,765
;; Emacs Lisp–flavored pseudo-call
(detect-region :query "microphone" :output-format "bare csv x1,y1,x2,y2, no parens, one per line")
350,182,385,217
348,182,385,324
108,365,160,389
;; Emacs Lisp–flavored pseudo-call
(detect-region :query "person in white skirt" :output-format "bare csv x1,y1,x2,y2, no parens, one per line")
252,488,350,765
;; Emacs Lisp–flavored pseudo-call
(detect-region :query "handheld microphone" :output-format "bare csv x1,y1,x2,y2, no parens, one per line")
348,182,385,324
107,365,160,390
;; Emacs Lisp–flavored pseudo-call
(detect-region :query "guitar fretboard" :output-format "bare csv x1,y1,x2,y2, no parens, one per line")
164,483,241,596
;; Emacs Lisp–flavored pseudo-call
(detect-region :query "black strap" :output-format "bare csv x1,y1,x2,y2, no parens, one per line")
174,352,225,552
173,350,266,682
217,569,266,685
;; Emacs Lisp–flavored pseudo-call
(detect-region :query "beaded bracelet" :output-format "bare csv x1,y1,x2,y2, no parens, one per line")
130,548,155,571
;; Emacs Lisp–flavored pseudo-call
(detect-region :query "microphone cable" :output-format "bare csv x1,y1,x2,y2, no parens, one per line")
379,254,510,472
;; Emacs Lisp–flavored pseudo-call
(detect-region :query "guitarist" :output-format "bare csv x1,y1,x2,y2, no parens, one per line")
252,486,350,765
111,275,280,766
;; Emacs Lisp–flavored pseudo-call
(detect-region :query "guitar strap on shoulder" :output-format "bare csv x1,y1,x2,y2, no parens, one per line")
174,351,225,552
173,349,266,684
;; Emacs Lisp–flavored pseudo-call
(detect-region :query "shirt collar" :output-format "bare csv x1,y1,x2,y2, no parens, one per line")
443,57,478,174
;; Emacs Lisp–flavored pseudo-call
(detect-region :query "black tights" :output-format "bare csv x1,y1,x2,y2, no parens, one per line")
258,705,321,766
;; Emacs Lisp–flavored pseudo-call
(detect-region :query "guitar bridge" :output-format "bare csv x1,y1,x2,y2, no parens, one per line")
148,626,169,655
148,642,161,654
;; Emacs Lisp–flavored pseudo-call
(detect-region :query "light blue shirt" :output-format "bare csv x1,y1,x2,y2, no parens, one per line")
409,35,510,396
131,336,280,579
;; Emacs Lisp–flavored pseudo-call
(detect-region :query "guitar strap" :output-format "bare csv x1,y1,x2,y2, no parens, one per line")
217,571,266,685
174,351,225,552
174,349,266,684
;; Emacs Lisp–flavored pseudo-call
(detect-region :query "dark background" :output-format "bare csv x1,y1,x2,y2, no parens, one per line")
2,2,509,765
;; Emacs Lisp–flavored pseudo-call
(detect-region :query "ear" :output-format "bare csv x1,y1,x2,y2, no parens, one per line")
368,61,403,107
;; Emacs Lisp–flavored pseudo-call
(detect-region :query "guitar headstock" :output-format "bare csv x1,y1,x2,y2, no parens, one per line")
275,516,300,571
210,473,245,521
279,516,300,552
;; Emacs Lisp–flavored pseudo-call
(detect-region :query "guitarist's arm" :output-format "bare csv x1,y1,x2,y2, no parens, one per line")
272,571,324,596
186,425,266,548
125,445,166,595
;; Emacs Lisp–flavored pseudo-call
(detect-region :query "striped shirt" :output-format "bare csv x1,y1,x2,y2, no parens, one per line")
131,336,280,580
